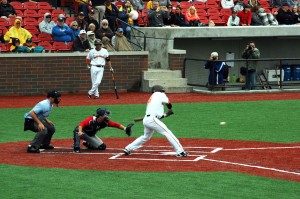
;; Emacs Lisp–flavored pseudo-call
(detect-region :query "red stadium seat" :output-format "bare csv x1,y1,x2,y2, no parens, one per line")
30,34,39,43
259,1,271,8
66,17,76,26
197,9,207,16
25,25,40,35
23,18,38,26
52,9,67,18
37,2,53,10
209,15,225,25
193,2,205,9
222,14,230,25
38,41,53,51
38,33,54,42
180,1,192,9
207,8,220,16
10,1,24,10
206,1,220,9
220,8,232,16
15,10,24,18
0,43,10,52
38,9,52,18
23,2,38,10
53,41,70,51
0,26,8,36
0,18,9,27
24,10,39,18
199,15,209,25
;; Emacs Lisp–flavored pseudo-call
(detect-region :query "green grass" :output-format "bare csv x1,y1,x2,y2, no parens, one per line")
1,100,300,198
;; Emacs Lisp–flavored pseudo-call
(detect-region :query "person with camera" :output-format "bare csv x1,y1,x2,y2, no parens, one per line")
205,52,226,91
241,41,260,90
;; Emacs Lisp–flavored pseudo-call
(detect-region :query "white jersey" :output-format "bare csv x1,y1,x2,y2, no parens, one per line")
145,92,169,118
86,48,109,66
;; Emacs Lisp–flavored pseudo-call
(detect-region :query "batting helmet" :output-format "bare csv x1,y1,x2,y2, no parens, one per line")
47,90,61,104
94,39,102,45
96,108,110,117
151,85,165,93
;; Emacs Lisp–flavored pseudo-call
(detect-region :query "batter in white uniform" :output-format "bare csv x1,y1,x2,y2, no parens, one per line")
124,85,188,157
86,39,113,99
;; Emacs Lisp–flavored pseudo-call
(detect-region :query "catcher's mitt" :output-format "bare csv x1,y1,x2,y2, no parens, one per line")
125,123,134,136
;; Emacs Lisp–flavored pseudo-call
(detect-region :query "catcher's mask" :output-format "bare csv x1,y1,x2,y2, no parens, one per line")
47,90,61,104
151,85,165,93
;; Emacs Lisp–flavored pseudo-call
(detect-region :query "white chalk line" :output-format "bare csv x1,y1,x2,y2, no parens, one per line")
222,146,300,151
202,157,300,176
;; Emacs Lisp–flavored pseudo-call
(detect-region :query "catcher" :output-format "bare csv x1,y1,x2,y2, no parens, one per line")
73,108,134,153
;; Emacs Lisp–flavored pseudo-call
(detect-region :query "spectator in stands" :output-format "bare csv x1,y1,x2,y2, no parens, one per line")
76,12,88,31
102,36,115,51
75,0,89,18
24,37,35,52
233,0,245,12
157,0,171,7
272,0,288,7
104,0,119,32
87,30,96,49
73,29,91,52
227,10,240,26
52,16,73,42
287,0,300,7
85,9,100,31
248,0,260,8
95,19,114,40
204,52,226,91
70,21,80,41
88,23,96,33
147,0,169,27
257,7,279,25
292,5,300,23
39,12,55,35
0,0,16,18
276,3,297,24
241,41,260,90
118,1,135,38
185,6,201,26
131,0,146,11
238,4,252,26
221,0,235,9
4,18,32,44
251,6,264,25
111,27,133,51
90,0,106,23
173,5,189,27
164,4,175,26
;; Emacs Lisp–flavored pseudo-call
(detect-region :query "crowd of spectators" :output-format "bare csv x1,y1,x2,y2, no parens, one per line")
0,0,299,53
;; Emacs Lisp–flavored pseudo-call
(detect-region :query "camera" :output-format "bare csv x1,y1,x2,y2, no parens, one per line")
212,56,217,60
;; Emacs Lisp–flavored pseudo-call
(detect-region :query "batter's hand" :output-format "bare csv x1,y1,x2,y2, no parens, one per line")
110,68,114,72
78,131,84,136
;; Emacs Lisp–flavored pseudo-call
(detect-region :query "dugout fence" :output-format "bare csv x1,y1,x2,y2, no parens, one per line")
183,58,300,91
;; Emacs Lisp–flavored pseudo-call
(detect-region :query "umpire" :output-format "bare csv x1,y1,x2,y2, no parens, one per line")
24,90,61,153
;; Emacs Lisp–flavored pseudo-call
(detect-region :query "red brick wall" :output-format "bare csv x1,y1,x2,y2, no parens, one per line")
169,51,186,71
0,53,148,96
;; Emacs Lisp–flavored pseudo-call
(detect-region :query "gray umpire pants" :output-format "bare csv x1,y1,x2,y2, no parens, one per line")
73,128,103,149
30,120,55,148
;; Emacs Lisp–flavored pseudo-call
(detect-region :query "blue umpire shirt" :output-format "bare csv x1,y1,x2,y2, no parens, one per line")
24,99,53,121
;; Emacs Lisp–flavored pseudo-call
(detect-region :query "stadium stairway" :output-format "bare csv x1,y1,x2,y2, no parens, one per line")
141,69,193,93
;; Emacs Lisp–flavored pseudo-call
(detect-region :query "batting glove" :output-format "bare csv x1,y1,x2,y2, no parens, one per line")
87,64,91,69
125,123,134,136
110,68,114,72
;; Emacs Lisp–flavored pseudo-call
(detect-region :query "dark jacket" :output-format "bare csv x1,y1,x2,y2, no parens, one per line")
205,61,226,85
173,12,188,26
90,0,106,6
85,17,100,31
276,8,296,25
147,9,169,27
72,36,91,51
95,27,114,40
164,12,175,26
0,2,16,18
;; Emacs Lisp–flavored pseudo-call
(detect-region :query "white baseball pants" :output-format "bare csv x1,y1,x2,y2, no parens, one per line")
88,66,104,97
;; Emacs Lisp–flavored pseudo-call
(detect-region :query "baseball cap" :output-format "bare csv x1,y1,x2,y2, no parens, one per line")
80,30,86,34
282,2,289,6
89,10,95,14
26,38,32,43
117,28,123,32
58,17,65,22
167,4,173,9
79,11,84,16
87,31,94,36
243,4,251,8
211,52,218,57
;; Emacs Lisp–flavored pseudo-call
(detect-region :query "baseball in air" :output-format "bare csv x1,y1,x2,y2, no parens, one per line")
219,122,226,125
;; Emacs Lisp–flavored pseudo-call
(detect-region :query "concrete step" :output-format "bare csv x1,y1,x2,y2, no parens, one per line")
143,69,182,79
145,78,188,87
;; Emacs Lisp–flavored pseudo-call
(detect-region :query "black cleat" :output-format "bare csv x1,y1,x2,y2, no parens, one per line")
40,144,54,149
88,94,92,99
123,149,131,155
27,145,40,153
73,147,80,153
176,151,189,157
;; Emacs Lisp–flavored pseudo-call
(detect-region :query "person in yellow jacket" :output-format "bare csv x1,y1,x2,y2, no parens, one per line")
4,18,32,45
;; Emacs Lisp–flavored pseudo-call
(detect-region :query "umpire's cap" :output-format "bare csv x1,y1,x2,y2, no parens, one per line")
94,39,102,45
96,108,110,117
151,85,165,93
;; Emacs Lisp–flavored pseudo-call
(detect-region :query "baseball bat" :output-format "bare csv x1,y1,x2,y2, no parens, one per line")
134,117,144,122
111,71,119,99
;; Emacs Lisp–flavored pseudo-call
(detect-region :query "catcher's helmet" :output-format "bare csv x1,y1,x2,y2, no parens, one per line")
94,39,102,45
47,90,61,104
96,108,110,117
151,85,165,93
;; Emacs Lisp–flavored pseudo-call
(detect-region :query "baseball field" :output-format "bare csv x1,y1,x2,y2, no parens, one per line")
0,92,299,199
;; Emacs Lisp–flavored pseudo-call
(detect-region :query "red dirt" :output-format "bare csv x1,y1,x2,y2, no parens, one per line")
1,92,300,182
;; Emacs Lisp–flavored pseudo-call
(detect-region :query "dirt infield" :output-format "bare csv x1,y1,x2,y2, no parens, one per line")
1,92,300,182
1,138,299,182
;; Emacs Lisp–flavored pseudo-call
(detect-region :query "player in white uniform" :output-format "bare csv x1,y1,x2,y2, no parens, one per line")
124,85,188,157
86,39,113,99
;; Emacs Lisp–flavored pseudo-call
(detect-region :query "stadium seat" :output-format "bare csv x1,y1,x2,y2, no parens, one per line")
52,10,67,18
272,7,279,14
53,41,70,51
15,10,24,18
24,10,39,18
0,18,9,27
25,25,40,35
259,1,271,8
199,15,209,25
205,1,220,9
37,2,53,10
220,8,232,16
0,43,10,52
180,1,192,9
23,18,38,26
38,9,52,18
0,26,8,36
38,33,54,42
30,34,39,43
197,9,207,16
23,1,38,10
38,41,53,51
207,8,220,16
194,2,206,9
66,17,76,26
10,1,24,10
209,15,225,25
115,1,125,8
222,14,230,25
